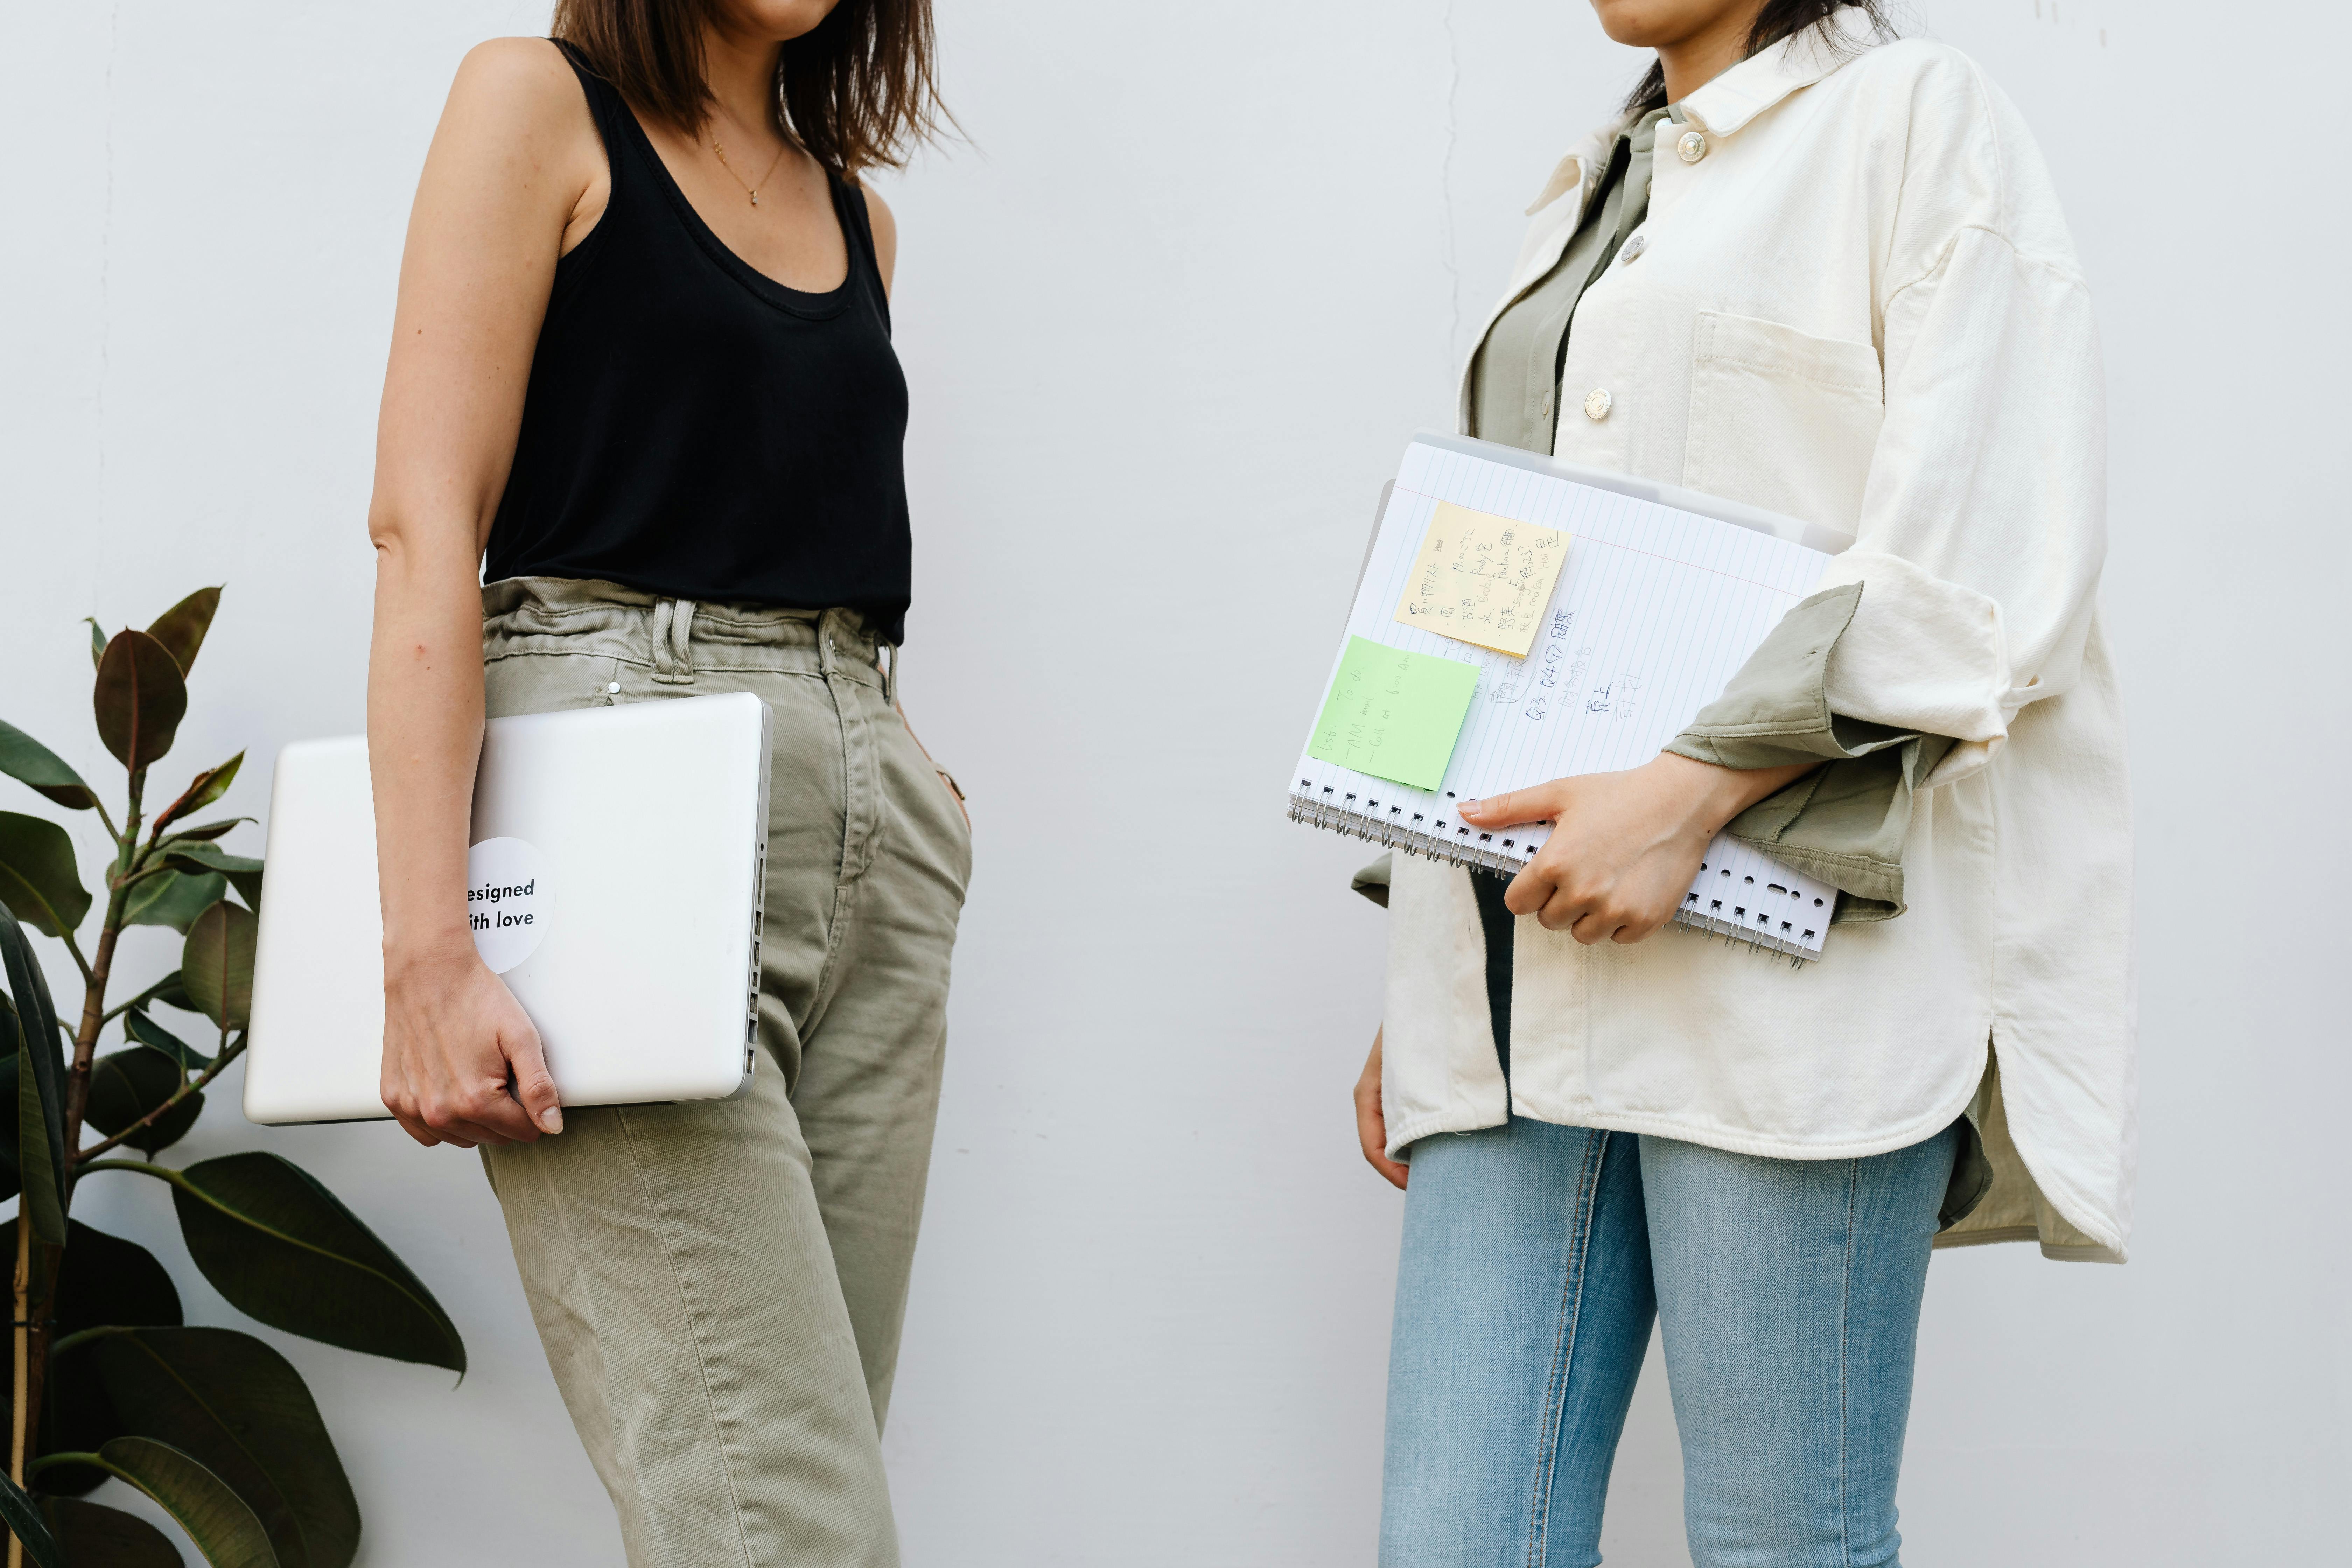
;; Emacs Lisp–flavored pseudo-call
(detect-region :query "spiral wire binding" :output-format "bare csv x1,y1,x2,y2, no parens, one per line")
1289,788,1821,964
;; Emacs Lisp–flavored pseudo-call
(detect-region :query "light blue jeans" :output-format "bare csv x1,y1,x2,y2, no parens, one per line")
1379,1117,1959,1567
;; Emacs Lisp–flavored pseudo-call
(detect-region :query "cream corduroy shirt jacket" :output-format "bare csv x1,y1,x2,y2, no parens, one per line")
1380,19,2137,1261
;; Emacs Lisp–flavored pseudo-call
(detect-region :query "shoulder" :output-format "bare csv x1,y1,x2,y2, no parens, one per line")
444,37,593,141
1832,37,2080,273
1828,34,2007,146
853,179,896,245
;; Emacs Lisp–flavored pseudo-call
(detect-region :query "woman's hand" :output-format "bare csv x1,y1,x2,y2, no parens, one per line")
1354,1028,1408,1190
380,944,562,1148
1460,753,1813,945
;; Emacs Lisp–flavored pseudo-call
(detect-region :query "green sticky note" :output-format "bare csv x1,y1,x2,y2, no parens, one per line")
1308,636,1480,791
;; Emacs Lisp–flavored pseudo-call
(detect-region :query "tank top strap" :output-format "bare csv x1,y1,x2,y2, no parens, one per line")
547,38,632,160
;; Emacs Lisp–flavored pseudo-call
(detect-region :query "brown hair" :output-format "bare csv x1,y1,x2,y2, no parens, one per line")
1622,0,1892,116
550,0,949,174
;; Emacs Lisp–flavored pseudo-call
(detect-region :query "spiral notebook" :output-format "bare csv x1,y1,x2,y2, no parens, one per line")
1288,433,1855,959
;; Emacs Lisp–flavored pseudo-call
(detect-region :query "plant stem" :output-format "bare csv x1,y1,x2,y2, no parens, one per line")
110,859,175,894
62,774,141,1170
74,1033,246,1163
45,1325,129,1360
9,1219,28,1490
99,971,182,1028
14,775,146,1518
72,1160,174,1181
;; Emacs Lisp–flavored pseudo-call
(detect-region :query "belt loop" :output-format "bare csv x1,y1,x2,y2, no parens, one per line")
817,609,840,678
651,598,699,685
883,642,899,707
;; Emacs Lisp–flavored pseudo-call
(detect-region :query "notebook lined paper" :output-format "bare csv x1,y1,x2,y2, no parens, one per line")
1288,435,1843,958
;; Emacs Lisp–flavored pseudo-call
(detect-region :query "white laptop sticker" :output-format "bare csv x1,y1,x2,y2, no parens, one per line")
468,836,550,974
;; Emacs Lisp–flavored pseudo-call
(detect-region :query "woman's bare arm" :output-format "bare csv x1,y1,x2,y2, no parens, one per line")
858,181,896,296
366,39,602,1148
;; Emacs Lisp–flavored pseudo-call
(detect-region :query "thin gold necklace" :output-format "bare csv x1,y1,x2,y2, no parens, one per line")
708,126,790,207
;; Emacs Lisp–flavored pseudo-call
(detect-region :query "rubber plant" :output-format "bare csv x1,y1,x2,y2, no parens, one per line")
0,590,464,1568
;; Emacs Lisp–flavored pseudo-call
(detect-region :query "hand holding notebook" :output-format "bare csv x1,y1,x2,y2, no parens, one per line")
1288,433,1855,959
1454,750,1817,942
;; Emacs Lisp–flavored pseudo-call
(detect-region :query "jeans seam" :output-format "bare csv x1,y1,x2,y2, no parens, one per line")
1839,1156,1859,1568
1526,1130,1608,1568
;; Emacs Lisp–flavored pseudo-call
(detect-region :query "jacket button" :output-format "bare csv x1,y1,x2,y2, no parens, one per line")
1584,388,1613,420
1619,232,1647,265
1677,129,1708,163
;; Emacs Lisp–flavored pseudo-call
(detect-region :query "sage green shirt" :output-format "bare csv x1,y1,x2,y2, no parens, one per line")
1470,108,1670,456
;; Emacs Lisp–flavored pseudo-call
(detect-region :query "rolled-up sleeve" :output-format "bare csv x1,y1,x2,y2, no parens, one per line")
1664,583,1951,920
1819,223,2106,785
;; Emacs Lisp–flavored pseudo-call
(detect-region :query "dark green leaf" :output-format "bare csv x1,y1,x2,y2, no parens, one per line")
181,903,256,1035
156,818,251,847
126,1010,212,1072
144,972,195,1014
3,1219,185,1498
86,1048,202,1157
40,1497,181,1567
0,812,93,939
0,719,97,812
46,1222,185,1332
157,845,259,880
0,1469,65,1568
93,632,188,774
160,846,262,915
92,1328,357,1568
146,589,223,679
124,870,228,935
87,1437,276,1568
168,1152,465,1372
0,903,69,1244
0,1055,20,1204
85,618,108,673
152,755,243,841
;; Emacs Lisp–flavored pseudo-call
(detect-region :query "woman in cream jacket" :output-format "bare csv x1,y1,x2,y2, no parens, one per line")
1353,2,2133,1562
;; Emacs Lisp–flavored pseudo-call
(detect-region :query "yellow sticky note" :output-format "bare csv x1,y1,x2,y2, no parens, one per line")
1392,502,1570,659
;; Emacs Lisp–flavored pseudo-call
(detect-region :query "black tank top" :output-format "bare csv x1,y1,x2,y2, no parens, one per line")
484,43,912,643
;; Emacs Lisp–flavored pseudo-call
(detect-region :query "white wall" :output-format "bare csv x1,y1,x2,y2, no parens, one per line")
2,1,2343,1563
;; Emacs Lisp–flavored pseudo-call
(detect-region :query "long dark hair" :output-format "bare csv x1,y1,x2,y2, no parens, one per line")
551,0,950,174
1622,0,1891,115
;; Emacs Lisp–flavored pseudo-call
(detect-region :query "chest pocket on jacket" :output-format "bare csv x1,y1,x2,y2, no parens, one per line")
1681,311,1883,533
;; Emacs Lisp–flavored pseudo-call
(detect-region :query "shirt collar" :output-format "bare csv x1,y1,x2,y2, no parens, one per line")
1678,8,1879,138
1524,125,1619,216
1522,12,1875,215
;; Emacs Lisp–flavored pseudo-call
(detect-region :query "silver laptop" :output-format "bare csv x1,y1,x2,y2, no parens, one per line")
245,692,771,1125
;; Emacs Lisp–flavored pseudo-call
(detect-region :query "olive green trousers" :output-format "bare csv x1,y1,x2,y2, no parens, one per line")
477,578,970,1568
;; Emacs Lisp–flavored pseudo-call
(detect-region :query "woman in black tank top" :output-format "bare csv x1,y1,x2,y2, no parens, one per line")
488,40,914,638
364,5,960,1559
